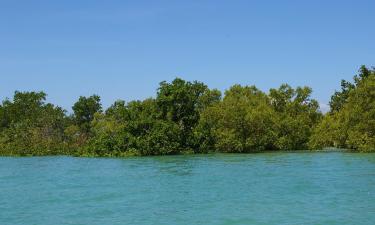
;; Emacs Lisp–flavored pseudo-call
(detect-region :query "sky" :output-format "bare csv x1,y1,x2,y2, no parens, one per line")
1,0,374,113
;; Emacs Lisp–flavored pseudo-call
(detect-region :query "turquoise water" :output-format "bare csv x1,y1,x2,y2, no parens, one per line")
1,153,375,225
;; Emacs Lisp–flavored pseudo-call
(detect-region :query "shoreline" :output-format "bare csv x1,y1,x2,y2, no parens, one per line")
0,148,369,158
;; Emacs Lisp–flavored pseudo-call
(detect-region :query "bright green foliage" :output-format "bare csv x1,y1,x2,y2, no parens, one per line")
211,85,278,152
329,80,355,113
270,85,322,150
198,84,321,152
341,72,375,151
329,65,371,113
308,113,346,149
310,65,375,152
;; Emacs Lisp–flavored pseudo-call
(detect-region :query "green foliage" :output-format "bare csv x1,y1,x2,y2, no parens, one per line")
329,80,355,113
329,65,371,113
156,78,220,151
198,84,321,152
72,95,102,134
1,68,374,156
270,85,322,150
0,91,69,155
308,113,346,149
310,65,375,152
84,98,181,156
213,85,278,152
343,71,375,151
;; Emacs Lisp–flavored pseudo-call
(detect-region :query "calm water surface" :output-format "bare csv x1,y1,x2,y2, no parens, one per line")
1,152,375,225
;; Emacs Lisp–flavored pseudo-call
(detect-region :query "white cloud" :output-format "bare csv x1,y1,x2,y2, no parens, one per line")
319,102,330,114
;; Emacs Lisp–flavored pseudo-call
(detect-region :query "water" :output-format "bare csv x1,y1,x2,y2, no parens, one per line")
1,153,375,225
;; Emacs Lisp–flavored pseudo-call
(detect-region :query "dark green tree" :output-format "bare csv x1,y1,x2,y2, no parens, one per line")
0,91,68,155
72,95,102,134
156,78,219,151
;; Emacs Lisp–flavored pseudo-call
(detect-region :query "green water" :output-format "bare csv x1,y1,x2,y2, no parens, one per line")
1,153,375,225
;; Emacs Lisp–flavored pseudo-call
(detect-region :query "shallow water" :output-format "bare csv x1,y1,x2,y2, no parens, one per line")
1,152,375,225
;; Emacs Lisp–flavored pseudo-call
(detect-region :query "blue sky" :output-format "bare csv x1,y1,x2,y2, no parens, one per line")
1,0,374,112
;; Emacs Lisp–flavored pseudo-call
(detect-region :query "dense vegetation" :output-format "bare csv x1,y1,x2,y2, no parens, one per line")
309,66,375,152
1,66,374,156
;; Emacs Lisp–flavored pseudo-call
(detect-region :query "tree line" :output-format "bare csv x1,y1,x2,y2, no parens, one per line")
0,65,374,156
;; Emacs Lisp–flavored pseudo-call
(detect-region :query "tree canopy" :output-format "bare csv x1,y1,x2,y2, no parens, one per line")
1,67,375,156
309,66,375,151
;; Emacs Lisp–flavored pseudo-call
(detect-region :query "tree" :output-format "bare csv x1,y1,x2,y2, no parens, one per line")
329,80,355,113
308,113,347,149
0,91,68,155
1,68,373,156
156,78,219,151
72,95,102,134
198,85,278,152
329,65,372,113
311,65,375,151
342,70,375,151
269,85,321,150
